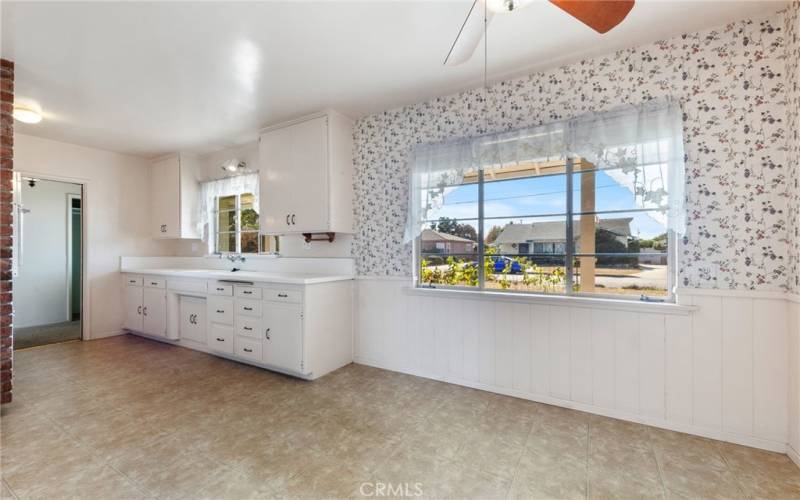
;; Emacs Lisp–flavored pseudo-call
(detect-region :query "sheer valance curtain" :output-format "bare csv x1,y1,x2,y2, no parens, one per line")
404,100,686,242
196,173,260,251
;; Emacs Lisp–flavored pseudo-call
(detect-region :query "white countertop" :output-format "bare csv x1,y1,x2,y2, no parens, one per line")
121,267,354,285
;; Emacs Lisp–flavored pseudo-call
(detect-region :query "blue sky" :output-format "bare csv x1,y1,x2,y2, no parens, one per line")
427,170,666,239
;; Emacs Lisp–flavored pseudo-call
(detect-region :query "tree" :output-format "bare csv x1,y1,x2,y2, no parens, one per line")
594,228,637,266
485,225,502,244
431,217,477,242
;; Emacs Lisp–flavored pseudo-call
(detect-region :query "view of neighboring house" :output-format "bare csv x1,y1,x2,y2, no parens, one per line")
420,229,477,255
493,217,633,255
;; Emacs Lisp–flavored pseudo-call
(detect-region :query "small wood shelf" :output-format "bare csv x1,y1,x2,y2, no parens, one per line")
302,232,336,243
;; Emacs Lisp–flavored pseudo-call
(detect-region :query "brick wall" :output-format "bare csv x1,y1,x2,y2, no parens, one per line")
1,59,13,405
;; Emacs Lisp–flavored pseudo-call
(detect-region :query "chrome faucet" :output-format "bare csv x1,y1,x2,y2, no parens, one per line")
224,254,246,264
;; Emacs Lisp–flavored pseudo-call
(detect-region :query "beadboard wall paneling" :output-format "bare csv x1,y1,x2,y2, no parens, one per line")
353,10,789,291
788,296,800,464
355,278,789,452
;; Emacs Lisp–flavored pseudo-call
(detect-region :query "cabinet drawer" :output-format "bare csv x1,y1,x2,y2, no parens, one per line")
144,278,166,289
208,282,233,296
169,280,207,293
235,337,262,362
125,276,143,287
263,289,302,304
237,299,262,317
237,316,262,339
208,297,234,325
235,286,262,299
208,324,234,354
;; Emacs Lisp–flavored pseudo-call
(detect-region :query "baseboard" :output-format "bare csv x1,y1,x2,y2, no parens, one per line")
788,445,800,468
87,329,124,340
353,355,787,454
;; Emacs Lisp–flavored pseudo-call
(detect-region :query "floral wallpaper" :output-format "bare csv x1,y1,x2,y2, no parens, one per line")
786,2,800,294
353,9,790,291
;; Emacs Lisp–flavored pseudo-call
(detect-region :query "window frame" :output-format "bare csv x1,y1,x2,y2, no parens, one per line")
213,192,260,255
414,158,676,302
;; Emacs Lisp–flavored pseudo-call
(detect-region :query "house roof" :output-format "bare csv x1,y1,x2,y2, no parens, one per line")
493,218,633,244
420,229,476,243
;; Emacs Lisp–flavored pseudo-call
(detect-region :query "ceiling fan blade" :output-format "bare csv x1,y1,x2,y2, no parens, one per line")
548,0,634,34
444,0,494,66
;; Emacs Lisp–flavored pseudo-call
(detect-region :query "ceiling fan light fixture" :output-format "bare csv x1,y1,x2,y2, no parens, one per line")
486,0,533,14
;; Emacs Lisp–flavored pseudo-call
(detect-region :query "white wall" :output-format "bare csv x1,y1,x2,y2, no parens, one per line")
13,134,176,339
356,279,790,453
170,141,353,259
15,180,82,328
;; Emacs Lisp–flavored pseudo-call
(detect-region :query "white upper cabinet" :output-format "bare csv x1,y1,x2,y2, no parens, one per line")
150,154,200,239
258,110,354,235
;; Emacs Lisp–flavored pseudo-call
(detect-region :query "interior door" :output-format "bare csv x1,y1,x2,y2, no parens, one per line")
262,302,303,373
123,286,143,332
142,288,167,337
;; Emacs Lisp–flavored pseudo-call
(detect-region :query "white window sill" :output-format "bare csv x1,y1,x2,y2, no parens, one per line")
403,286,696,316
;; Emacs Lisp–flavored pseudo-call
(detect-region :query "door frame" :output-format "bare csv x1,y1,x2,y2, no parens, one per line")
16,170,89,341
66,193,81,323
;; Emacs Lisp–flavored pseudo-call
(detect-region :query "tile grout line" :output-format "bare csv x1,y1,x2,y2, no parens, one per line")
1,478,20,500
647,428,668,500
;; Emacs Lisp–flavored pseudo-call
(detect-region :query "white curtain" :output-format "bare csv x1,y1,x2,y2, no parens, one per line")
404,100,685,241
196,173,260,249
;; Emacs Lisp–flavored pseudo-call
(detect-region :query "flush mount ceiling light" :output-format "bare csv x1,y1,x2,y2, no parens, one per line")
221,159,247,173
12,102,43,124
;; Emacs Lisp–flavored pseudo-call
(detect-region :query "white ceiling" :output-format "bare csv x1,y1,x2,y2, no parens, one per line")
1,1,785,157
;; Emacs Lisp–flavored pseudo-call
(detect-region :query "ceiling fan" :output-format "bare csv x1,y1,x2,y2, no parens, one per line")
444,0,635,66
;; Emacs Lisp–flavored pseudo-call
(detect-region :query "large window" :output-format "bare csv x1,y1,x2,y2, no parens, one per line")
214,193,260,254
410,102,683,300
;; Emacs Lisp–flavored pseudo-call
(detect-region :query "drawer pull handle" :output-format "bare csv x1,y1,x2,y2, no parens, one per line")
291,214,296,225
216,310,225,314
143,307,148,317
150,282,159,286
265,328,271,340
243,326,253,331
137,306,142,315
216,337,225,342
243,307,253,311
243,348,253,353
243,290,252,294
277,293,288,298
216,288,225,291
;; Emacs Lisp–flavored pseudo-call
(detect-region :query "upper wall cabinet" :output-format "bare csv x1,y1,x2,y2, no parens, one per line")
258,110,354,235
150,154,201,239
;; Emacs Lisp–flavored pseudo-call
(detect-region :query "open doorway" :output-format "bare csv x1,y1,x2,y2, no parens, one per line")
14,177,83,349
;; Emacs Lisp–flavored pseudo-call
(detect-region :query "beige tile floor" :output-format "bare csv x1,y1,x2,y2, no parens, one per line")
2,335,800,500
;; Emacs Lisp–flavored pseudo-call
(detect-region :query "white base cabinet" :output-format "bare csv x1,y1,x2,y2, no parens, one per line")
122,273,353,380
263,302,303,373
124,279,167,337
179,296,206,343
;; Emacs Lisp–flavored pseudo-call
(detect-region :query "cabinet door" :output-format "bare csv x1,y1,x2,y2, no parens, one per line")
179,296,206,343
260,116,328,234
123,286,143,332
259,126,293,233
288,116,328,232
262,302,303,373
142,288,167,337
150,156,180,238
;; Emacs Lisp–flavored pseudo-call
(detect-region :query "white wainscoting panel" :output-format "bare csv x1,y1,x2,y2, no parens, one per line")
355,278,790,453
